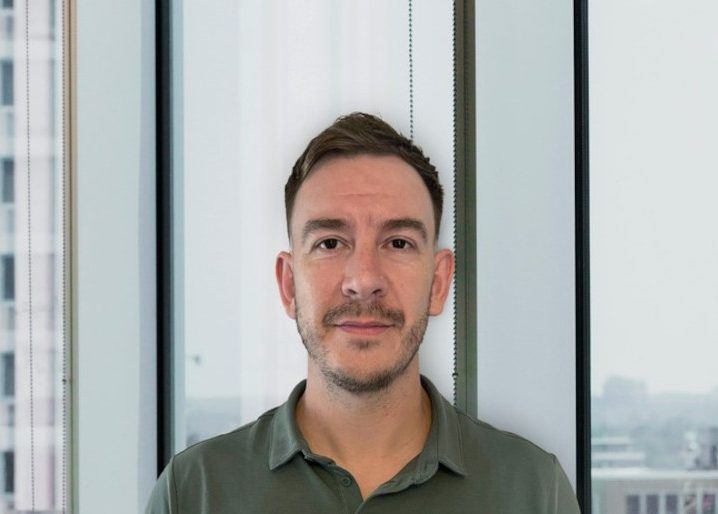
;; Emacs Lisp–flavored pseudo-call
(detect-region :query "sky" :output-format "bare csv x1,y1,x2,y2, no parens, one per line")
589,0,718,396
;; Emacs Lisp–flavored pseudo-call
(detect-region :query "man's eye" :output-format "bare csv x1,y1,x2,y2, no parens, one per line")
318,238,341,250
390,239,412,250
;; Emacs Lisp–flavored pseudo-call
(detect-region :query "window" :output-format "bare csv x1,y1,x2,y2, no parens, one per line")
1,255,13,300
646,494,659,514
626,495,639,514
587,0,718,511
0,62,12,106
1,0,12,9
705,493,717,514
0,352,13,397
2,451,12,494
1,159,12,203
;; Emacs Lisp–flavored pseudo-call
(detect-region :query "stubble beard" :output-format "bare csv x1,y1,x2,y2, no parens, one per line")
296,299,430,395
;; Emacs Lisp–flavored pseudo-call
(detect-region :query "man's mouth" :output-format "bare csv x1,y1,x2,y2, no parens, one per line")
334,319,393,336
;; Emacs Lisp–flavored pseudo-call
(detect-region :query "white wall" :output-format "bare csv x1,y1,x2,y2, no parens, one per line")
74,0,156,511
475,0,577,487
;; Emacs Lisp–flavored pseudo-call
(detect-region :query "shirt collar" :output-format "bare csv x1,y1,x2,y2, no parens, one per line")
268,379,310,470
268,374,467,478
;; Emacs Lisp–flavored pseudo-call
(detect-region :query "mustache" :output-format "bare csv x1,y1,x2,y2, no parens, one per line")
322,301,405,328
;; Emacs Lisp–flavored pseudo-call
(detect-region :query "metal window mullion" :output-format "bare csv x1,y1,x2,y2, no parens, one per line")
452,0,477,417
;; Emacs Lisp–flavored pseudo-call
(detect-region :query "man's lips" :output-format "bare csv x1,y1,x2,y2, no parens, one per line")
334,320,394,336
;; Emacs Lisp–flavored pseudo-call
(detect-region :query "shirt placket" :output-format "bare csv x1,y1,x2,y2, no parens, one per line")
354,455,439,513
304,452,364,513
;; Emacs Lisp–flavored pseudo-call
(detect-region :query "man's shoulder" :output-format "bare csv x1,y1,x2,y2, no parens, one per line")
172,406,279,473
454,407,558,471
147,406,287,512
452,407,580,512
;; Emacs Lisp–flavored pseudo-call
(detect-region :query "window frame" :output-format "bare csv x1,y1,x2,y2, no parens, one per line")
574,0,591,512
74,0,157,510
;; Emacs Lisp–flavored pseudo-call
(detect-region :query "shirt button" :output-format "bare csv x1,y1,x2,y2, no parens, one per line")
340,476,352,487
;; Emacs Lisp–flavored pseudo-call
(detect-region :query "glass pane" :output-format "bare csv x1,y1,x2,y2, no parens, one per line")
1,159,12,203
589,0,718,512
704,493,717,514
626,495,639,514
646,494,658,514
171,0,456,451
0,0,69,512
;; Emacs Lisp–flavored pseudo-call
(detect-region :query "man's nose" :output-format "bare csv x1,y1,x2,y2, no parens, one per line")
341,245,387,301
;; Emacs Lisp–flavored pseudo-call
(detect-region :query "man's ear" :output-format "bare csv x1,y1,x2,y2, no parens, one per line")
275,251,297,319
428,248,455,316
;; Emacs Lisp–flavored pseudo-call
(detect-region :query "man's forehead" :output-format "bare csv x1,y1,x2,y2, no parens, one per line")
289,154,436,241
297,156,431,209
306,154,425,190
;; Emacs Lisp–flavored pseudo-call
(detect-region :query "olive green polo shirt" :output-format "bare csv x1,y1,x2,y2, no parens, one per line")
146,375,581,513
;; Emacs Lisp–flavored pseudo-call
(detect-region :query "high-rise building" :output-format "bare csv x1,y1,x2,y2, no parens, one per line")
0,2,17,510
0,1,62,512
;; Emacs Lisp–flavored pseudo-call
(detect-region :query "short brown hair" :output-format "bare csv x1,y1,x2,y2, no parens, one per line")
285,112,444,242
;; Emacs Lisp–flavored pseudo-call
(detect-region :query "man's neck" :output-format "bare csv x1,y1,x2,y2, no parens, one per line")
294,360,432,470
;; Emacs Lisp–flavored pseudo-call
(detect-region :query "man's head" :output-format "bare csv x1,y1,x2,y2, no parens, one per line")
275,113,454,395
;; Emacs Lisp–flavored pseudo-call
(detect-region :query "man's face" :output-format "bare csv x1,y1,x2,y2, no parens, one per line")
276,154,454,394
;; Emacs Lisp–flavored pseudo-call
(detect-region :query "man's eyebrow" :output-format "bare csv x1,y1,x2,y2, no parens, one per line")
301,218,351,245
381,218,428,244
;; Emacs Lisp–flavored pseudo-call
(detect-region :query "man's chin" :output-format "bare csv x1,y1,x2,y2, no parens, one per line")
319,357,417,395
321,365,402,395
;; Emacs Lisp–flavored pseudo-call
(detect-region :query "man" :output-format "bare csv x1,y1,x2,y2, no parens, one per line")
146,112,581,513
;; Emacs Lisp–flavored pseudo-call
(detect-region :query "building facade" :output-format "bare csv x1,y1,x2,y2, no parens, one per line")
0,1,62,512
